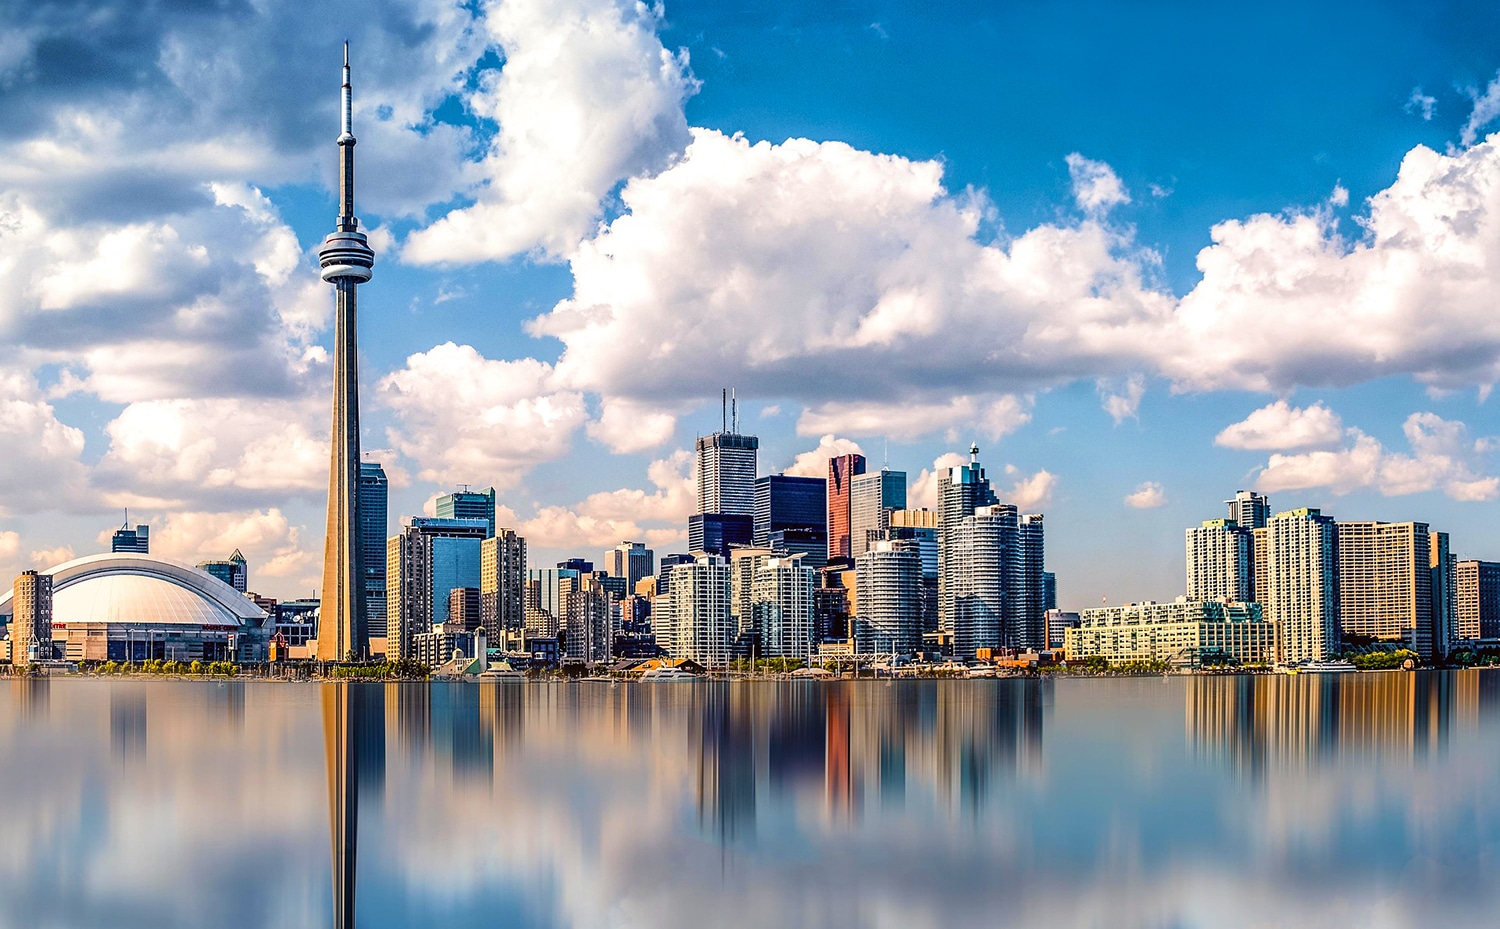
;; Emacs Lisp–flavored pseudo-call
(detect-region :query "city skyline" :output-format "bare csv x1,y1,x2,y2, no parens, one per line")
0,1,1499,609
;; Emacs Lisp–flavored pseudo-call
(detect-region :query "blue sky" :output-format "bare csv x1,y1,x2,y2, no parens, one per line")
0,0,1498,606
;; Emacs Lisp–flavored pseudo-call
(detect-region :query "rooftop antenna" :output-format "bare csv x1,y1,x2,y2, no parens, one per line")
883,435,889,470
969,441,980,464
731,388,738,434
722,388,727,433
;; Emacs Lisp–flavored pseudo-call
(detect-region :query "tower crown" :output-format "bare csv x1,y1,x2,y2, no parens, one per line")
319,42,374,283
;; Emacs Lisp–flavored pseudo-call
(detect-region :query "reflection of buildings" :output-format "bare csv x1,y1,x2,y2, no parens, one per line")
1186,671,1482,776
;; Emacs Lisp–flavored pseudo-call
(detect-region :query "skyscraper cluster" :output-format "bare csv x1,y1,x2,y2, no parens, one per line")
1176,490,1485,665
651,420,1048,667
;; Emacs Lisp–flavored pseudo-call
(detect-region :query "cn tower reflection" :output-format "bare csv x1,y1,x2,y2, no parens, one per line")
321,683,386,929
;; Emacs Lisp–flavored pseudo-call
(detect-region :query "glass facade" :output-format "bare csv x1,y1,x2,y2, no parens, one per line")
753,475,827,545
358,463,389,637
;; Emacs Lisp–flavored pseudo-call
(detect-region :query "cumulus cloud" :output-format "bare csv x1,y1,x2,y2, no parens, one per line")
1065,152,1130,214
0,531,19,578
152,508,318,587
28,545,74,570
1461,70,1500,148
379,343,589,489
531,129,1166,449
1124,481,1167,509
1215,400,1344,451
0,369,88,516
1165,138,1500,392
1008,470,1058,511
1255,412,1498,501
499,452,694,553
403,0,697,264
95,396,326,510
784,435,865,478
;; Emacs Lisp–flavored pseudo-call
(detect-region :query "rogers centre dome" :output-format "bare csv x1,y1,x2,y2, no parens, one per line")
0,554,269,662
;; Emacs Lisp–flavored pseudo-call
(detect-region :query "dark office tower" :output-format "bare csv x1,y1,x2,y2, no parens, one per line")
754,475,827,543
111,522,149,554
358,462,389,638
1014,514,1047,649
198,551,248,593
557,558,594,573
1226,490,1270,531
689,513,754,558
768,527,829,572
826,453,867,561
605,541,655,592
316,44,377,663
696,393,759,516
1042,571,1057,612
435,487,497,538
937,443,998,635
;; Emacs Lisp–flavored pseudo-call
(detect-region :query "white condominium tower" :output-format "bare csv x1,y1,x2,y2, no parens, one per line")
661,554,733,667
750,554,816,661
1266,507,1338,664
1186,518,1254,603
950,505,1011,659
854,539,923,655
937,443,998,633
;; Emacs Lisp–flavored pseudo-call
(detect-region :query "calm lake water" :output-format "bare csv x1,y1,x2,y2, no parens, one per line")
2,672,1498,928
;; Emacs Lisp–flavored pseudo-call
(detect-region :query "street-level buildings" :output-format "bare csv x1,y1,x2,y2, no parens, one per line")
1067,599,1274,669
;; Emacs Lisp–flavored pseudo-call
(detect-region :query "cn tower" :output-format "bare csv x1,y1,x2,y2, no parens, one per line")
315,43,376,662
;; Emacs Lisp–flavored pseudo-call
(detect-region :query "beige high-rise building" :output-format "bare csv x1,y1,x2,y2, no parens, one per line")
1186,518,1253,603
1266,508,1338,664
729,547,775,643
1252,527,1269,604
480,529,527,646
1336,521,1435,660
661,554,733,667
11,571,52,666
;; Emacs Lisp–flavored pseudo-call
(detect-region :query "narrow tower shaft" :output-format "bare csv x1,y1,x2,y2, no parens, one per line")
315,43,375,665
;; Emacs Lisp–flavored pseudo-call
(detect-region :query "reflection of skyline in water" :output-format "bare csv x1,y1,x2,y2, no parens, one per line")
7,674,1500,927
1186,671,1500,777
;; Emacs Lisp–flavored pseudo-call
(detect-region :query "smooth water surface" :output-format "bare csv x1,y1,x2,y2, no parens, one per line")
2,672,1498,928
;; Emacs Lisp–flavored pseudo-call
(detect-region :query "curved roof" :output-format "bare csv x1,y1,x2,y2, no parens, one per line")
0,554,267,628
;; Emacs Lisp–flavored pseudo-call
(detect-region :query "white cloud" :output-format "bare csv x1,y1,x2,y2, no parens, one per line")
1098,374,1145,424
1215,400,1344,451
1008,470,1058,511
402,0,697,264
95,396,326,509
1405,86,1436,121
1124,481,1167,509
587,397,682,454
1166,138,1500,392
1462,70,1500,147
798,394,1032,443
378,343,589,489
151,508,318,588
1065,152,1130,214
784,435,864,477
0,369,88,516
1255,412,1498,501
531,129,1164,450
0,531,21,579
28,545,74,569
909,452,970,512
499,452,694,552
1328,184,1349,208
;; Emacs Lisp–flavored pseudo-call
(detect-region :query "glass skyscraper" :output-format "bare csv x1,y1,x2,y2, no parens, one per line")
436,487,497,538
358,462,389,638
753,475,826,545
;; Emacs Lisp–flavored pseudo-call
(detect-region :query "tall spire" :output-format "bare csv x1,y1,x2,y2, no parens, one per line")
315,43,376,667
